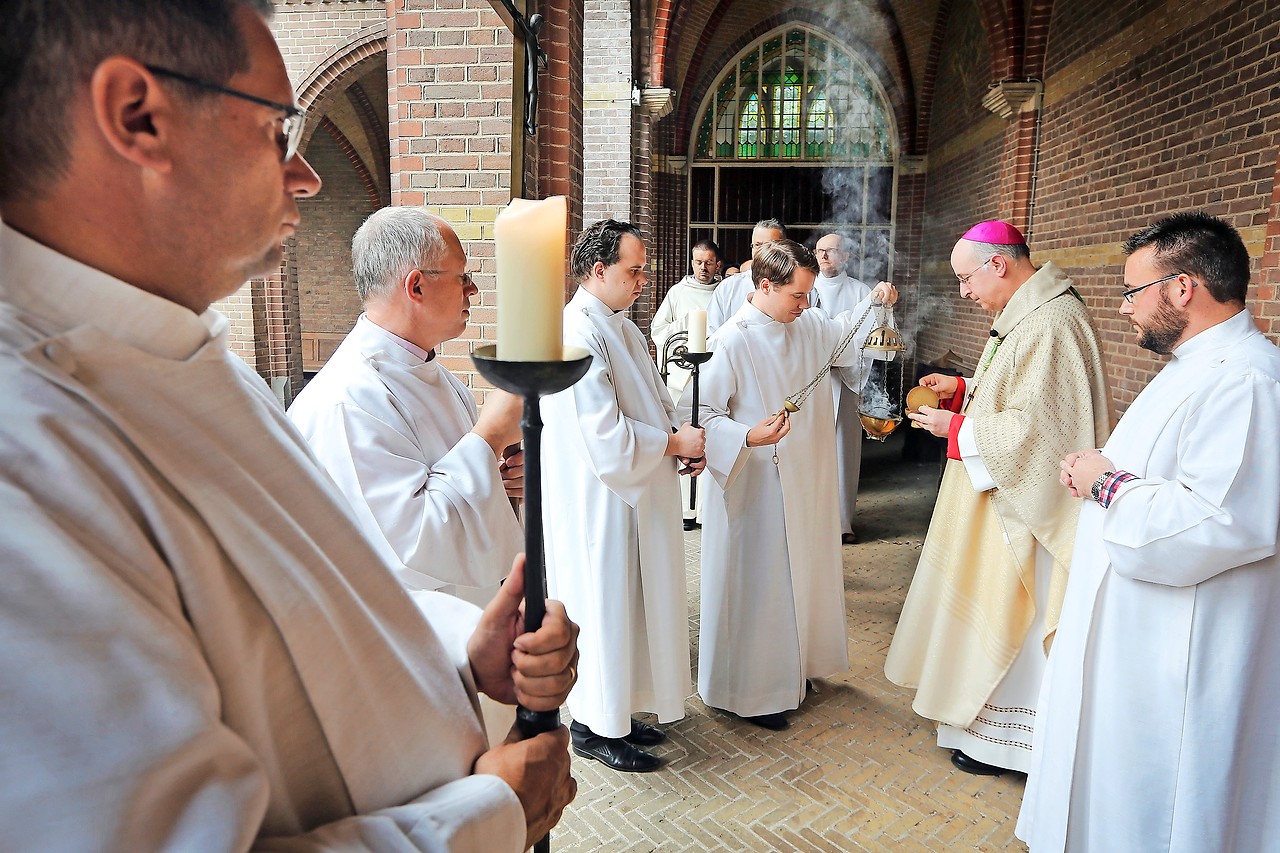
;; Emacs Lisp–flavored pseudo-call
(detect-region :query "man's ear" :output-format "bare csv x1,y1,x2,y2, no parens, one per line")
988,253,1008,277
404,268,425,300
591,261,607,281
88,58,177,173
1172,273,1196,307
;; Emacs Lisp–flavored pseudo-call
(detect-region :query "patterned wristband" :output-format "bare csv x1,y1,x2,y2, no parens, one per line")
1097,470,1137,509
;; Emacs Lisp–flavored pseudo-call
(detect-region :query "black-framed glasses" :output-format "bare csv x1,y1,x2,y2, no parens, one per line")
145,65,307,163
1121,271,1183,303
957,259,990,286
419,269,476,289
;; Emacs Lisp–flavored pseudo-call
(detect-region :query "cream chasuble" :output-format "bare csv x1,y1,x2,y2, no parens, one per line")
695,295,883,717
1018,310,1280,853
289,315,522,605
0,224,524,850
541,287,691,739
885,262,1111,752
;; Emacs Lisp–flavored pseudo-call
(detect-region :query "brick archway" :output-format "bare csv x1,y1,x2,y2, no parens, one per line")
258,22,390,400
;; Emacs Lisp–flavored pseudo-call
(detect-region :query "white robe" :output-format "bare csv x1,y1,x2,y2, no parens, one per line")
695,296,881,716
1017,309,1280,852
705,271,754,335
652,275,719,522
812,272,873,535
288,315,522,605
651,274,720,398
0,223,525,850
541,287,691,739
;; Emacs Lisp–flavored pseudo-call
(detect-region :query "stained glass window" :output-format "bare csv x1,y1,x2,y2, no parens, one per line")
694,26,893,162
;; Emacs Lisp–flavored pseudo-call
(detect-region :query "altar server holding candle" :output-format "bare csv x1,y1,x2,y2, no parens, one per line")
651,239,721,529
694,240,895,731
542,220,705,773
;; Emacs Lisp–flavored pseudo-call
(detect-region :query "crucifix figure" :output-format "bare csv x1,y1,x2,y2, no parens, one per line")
497,0,546,136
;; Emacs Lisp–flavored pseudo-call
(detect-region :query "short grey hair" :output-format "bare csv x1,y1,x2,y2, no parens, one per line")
755,218,787,237
0,0,275,202
969,240,1030,264
352,207,448,304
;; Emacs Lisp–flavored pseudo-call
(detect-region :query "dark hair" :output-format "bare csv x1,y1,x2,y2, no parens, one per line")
691,239,720,258
754,218,787,237
752,239,819,288
1122,211,1249,304
571,219,643,280
0,0,274,201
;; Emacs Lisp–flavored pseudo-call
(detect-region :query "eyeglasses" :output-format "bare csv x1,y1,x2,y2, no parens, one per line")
815,247,843,257
419,269,476,289
145,65,307,163
1121,271,1184,303
957,259,990,286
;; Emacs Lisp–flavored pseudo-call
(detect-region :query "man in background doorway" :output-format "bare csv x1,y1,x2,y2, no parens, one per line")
652,238,722,531
812,232,873,545
707,219,786,334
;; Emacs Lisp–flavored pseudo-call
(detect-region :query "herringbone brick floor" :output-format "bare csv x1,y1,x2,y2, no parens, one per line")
554,432,1030,852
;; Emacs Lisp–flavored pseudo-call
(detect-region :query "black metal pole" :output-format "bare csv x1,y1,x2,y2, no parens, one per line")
517,393,557,853
688,360,700,512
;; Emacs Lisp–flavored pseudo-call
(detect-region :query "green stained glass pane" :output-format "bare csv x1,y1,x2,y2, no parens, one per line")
696,108,713,158
762,37,782,64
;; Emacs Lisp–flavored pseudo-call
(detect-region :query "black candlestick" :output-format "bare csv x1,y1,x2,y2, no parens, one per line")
676,349,713,511
471,343,591,853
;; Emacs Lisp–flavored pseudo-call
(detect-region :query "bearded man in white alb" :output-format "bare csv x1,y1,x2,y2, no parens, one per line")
652,237,721,530
1019,211,1280,853
812,232,873,545
542,219,705,773
696,240,895,731
887,220,1111,776
289,207,523,607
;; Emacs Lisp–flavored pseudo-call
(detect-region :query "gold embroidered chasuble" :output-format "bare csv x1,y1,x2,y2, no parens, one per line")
885,261,1111,726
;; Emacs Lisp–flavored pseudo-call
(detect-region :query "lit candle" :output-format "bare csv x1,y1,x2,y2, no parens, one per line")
687,309,707,353
495,196,567,361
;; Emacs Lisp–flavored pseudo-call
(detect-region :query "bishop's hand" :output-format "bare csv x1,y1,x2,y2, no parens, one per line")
872,281,899,306
919,372,959,401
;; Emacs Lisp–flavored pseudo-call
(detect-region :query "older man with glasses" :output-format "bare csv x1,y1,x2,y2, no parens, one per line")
1020,211,1280,852
289,207,526,609
886,220,1112,777
0,2,576,850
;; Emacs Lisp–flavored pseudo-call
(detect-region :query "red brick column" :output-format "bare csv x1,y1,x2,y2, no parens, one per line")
388,0,514,396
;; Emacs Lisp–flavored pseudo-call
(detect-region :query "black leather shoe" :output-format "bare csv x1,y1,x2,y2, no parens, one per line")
950,750,1006,776
624,718,667,746
683,518,701,531
572,735,661,772
741,711,789,730
841,531,857,545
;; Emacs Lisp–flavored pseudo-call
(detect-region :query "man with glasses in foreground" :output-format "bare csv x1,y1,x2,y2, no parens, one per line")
290,207,525,609
0,2,577,850
1019,211,1280,851
886,220,1111,777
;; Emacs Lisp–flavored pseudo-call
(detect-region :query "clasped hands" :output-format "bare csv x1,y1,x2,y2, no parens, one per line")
1060,448,1115,500
669,422,707,475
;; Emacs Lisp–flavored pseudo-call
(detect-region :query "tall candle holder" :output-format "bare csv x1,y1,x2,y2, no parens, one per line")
662,341,713,511
472,343,592,853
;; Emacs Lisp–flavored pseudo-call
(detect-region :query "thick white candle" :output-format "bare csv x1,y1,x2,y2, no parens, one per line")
687,308,707,352
495,196,567,361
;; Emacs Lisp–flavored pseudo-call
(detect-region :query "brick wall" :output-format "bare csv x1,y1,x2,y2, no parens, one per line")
583,0,634,225
388,0,514,400
296,129,377,365
914,0,1279,415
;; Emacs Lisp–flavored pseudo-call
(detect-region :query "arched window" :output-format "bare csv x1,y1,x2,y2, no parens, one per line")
695,27,893,162
687,25,897,281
